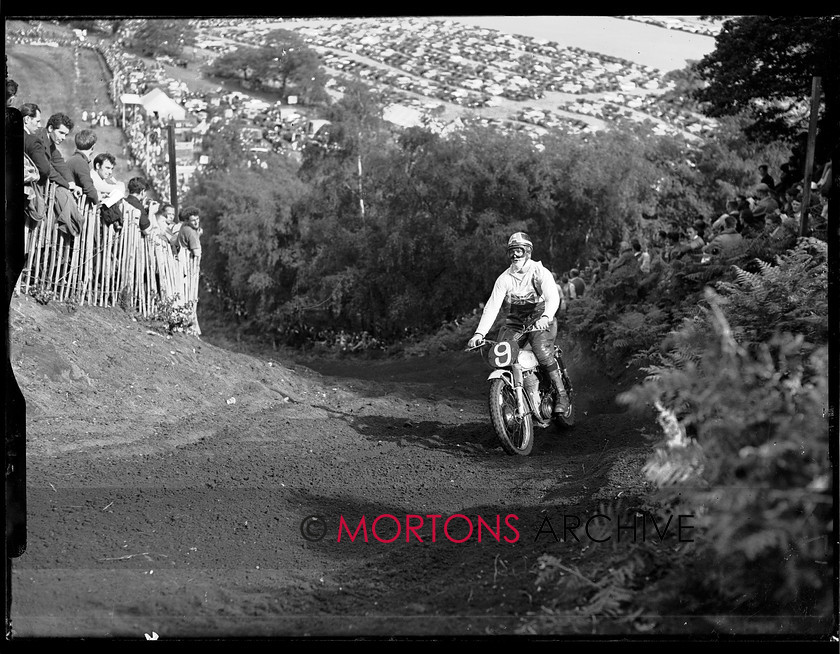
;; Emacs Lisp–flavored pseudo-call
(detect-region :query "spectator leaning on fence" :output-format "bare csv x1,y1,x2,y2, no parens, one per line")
66,128,99,205
21,103,49,184
92,153,127,230
155,202,181,248
91,152,126,205
174,206,202,259
124,177,159,236
39,112,80,194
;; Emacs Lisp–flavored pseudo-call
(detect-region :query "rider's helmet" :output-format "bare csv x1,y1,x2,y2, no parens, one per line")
507,232,533,271
507,232,532,250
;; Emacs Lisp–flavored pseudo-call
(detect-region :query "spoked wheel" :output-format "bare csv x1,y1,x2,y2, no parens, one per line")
488,378,534,456
553,367,576,430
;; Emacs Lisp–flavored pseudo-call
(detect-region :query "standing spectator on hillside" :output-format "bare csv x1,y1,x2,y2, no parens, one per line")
758,164,776,190
21,103,50,184
776,162,794,198
569,268,586,298
123,177,159,236
66,128,99,205
38,112,79,193
556,272,575,315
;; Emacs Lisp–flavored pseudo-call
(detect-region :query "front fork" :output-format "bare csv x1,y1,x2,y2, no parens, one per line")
488,364,536,419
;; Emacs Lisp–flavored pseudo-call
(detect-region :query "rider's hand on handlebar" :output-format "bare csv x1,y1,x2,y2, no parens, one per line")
468,334,485,349
533,315,551,331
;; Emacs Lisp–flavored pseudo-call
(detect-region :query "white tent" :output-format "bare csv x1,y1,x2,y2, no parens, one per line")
140,88,186,122
120,93,143,105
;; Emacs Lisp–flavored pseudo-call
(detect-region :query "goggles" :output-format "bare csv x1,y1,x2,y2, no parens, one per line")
508,246,528,259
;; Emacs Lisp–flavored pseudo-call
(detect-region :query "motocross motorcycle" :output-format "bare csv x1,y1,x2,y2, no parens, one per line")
468,326,575,456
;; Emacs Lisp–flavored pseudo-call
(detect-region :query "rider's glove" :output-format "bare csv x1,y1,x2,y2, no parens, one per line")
534,315,551,331
468,333,485,349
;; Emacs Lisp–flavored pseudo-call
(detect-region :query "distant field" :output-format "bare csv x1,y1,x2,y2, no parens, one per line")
7,41,143,181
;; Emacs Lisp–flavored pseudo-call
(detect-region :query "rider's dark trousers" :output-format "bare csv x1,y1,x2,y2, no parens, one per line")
498,318,559,372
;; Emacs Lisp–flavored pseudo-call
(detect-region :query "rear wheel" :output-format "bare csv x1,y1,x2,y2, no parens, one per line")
553,395,575,429
488,378,534,455
554,367,576,430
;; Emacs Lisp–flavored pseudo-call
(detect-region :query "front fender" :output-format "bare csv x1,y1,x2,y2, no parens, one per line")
488,369,514,386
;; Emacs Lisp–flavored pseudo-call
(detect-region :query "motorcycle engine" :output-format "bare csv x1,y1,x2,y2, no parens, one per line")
540,394,554,420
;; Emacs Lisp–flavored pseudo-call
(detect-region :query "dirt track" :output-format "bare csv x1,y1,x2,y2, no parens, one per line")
8,295,661,638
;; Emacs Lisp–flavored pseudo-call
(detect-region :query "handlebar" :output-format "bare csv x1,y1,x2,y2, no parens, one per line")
465,322,547,351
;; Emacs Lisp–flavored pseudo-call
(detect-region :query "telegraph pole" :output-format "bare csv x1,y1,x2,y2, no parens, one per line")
799,76,821,237
167,121,178,214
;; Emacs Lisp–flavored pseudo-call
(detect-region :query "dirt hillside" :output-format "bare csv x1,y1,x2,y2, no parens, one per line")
7,295,672,638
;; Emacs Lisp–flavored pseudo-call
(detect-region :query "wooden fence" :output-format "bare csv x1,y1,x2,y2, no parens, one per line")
18,181,200,330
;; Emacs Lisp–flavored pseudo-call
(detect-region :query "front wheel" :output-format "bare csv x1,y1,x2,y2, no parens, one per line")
488,378,534,455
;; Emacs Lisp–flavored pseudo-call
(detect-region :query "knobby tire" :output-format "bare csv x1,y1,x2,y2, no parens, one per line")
488,378,534,456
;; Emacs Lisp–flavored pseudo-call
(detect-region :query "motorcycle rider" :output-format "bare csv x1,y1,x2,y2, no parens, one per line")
467,232,570,414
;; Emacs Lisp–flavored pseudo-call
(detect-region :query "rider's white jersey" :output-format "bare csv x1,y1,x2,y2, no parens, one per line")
475,259,560,336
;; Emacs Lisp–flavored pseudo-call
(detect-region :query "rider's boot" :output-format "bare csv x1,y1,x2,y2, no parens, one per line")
547,368,570,414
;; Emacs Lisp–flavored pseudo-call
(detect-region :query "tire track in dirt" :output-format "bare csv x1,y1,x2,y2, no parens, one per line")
9,296,656,637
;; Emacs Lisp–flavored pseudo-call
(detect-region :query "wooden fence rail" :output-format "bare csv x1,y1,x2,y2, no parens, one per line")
18,181,200,327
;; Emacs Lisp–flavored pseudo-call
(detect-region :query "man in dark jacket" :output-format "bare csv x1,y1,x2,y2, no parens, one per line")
66,128,99,205
123,177,159,235
37,112,79,192
569,268,585,298
22,103,50,184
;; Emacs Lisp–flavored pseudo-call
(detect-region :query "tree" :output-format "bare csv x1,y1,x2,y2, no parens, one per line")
183,153,307,321
209,48,267,88
196,120,248,173
264,29,328,104
127,19,196,59
208,30,327,104
693,15,840,151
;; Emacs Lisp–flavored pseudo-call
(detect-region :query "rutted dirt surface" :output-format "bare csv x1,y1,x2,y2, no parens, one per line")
8,296,661,638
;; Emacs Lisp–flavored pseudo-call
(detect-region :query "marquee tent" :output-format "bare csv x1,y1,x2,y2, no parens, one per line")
140,88,186,122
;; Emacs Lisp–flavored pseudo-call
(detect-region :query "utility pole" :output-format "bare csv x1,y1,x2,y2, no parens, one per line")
799,76,821,237
167,121,178,213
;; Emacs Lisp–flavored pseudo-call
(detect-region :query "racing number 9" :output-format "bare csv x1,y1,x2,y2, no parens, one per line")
491,341,513,368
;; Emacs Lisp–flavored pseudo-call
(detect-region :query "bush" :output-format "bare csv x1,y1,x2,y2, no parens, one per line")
150,293,196,334
619,283,831,616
